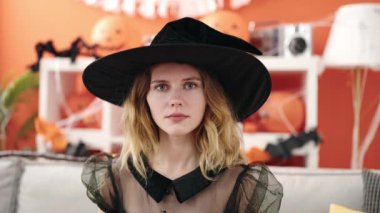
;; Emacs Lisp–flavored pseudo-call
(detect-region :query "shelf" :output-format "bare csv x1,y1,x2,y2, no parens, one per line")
243,133,290,149
244,56,320,168
39,57,95,72
257,56,322,71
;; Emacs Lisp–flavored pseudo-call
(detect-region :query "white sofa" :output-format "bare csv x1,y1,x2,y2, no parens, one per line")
0,154,377,213
273,167,368,213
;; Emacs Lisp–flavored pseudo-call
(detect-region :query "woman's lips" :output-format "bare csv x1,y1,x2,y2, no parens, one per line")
166,114,189,122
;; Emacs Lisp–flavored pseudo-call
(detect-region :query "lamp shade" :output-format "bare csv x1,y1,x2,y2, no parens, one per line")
323,3,380,70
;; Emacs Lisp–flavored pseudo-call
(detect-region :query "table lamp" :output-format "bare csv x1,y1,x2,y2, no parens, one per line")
322,3,380,169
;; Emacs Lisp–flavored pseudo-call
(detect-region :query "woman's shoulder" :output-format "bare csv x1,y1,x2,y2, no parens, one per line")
83,152,113,169
83,152,123,174
239,162,280,180
81,153,121,184
81,153,123,213
236,162,283,196
225,162,283,213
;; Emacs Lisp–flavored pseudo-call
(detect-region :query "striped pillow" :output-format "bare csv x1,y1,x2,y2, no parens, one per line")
362,170,380,213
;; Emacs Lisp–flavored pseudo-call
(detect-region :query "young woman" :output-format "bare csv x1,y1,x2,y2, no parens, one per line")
81,17,283,213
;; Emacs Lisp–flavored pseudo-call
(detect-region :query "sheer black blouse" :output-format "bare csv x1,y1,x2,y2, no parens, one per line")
81,153,283,213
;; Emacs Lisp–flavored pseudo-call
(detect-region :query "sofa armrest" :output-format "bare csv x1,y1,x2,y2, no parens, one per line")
0,157,23,213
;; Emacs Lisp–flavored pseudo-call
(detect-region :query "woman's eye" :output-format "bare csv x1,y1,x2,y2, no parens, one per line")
184,82,197,89
154,84,168,91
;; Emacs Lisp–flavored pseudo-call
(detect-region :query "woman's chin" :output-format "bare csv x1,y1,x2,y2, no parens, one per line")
161,128,195,138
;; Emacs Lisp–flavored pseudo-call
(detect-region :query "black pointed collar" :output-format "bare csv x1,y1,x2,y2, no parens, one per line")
127,156,225,203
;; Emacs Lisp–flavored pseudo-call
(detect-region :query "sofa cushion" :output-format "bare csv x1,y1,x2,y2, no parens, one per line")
271,167,364,213
17,159,97,213
362,170,380,213
0,157,22,213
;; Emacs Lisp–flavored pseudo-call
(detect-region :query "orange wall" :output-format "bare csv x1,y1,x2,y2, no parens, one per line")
1,0,379,168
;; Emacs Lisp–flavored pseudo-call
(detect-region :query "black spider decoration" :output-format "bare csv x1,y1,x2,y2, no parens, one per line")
29,37,100,72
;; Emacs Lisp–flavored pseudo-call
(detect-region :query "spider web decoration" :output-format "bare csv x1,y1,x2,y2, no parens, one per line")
81,0,251,19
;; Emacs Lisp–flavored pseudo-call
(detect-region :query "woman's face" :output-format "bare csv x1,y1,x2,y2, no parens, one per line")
146,63,206,137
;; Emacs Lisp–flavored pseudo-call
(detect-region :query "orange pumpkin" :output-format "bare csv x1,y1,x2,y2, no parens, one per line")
200,10,249,41
245,147,271,163
35,117,68,152
91,15,129,56
259,91,305,133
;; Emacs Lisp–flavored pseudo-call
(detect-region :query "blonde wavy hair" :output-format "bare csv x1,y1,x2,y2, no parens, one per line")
120,63,246,180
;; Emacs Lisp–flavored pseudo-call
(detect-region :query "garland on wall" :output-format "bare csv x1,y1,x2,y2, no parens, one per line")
81,0,251,19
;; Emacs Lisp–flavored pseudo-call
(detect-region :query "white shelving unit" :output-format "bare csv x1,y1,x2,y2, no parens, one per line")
243,56,321,168
37,56,321,168
37,57,123,153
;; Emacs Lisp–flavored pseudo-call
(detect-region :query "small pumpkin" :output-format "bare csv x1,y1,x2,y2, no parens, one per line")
200,10,249,41
91,15,129,56
245,147,271,163
35,117,67,152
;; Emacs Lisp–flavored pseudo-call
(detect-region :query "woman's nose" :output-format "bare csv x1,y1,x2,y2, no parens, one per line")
170,99,182,107
169,89,183,107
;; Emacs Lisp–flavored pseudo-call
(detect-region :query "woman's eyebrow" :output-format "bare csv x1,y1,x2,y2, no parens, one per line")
151,80,168,84
182,77,202,81
151,77,201,83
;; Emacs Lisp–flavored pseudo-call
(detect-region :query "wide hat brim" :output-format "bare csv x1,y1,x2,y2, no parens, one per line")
83,43,271,121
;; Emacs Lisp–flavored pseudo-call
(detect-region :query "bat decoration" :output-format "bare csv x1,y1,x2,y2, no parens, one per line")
246,128,322,164
265,128,322,160
29,37,99,72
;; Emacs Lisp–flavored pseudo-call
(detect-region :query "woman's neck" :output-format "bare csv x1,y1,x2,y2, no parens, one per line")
148,131,199,180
